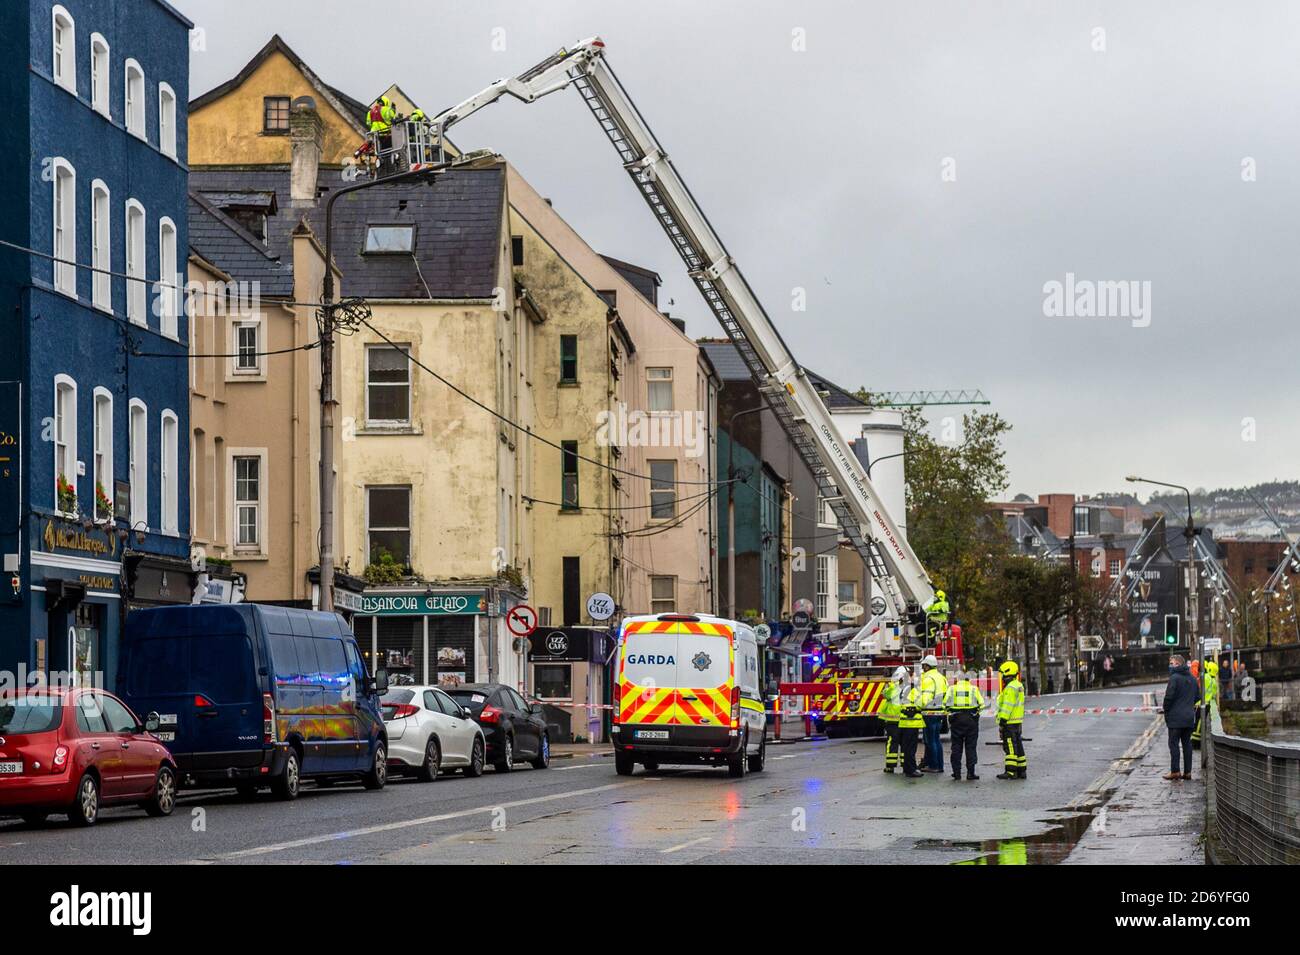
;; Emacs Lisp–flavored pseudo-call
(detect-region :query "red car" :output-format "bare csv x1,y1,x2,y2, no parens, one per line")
0,688,177,827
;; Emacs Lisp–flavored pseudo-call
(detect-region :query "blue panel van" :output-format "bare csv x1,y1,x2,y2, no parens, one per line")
119,604,390,799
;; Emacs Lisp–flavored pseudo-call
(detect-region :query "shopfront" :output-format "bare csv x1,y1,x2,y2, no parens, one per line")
527,626,613,743
337,588,491,689
26,516,125,690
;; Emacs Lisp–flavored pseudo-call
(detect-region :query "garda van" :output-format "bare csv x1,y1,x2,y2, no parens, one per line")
612,613,766,777
119,604,389,799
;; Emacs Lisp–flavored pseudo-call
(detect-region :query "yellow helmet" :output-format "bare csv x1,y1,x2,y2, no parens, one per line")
935,590,946,599
1205,661,1219,676
999,660,1019,678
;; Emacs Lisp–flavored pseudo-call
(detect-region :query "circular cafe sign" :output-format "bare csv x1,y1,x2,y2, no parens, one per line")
544,631,570,656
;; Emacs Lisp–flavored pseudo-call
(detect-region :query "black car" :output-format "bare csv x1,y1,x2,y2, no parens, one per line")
445,684,550,772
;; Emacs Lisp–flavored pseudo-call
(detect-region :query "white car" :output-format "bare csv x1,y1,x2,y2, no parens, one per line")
381,686,486,780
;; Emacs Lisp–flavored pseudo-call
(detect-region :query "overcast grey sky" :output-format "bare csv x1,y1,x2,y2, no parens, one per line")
179,0,1300,499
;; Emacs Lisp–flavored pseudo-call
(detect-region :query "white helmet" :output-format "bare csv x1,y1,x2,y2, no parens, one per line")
922,654,938,668
892,666,908,682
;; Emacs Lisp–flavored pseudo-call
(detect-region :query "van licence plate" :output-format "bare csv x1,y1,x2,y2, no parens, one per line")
0,761,22,774
635,730,669,740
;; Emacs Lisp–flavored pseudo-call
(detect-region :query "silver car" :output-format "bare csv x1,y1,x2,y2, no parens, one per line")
381,686,487,780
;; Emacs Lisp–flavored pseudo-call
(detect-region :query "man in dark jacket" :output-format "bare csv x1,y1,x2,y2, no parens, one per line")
1162,654,1202,780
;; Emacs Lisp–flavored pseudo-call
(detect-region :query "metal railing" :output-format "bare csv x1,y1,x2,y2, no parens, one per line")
1206,706,1300,864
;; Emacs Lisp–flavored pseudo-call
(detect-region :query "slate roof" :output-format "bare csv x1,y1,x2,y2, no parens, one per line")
198,190,277,212
189,165,505,300
697,340,870,410
697,340,751,381
187,192,294,297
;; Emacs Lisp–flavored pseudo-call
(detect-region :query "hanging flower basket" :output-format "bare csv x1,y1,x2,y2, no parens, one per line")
95,481,113,522
56,474,78,516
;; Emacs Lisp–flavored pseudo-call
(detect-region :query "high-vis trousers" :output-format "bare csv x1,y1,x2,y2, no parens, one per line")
1000,722,1026,778
949,711,979,777
899,726,920,775
883,721,901,771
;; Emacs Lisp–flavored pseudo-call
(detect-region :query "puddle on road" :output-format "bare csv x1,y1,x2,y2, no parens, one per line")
913,812,1095,865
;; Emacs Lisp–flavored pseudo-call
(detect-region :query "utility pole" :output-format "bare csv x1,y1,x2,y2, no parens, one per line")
726,402,766,618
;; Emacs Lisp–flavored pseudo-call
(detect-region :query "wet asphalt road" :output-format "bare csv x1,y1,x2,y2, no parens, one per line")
0,685,1162,864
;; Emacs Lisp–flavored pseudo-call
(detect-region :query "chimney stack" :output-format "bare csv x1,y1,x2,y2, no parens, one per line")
289,96,322,206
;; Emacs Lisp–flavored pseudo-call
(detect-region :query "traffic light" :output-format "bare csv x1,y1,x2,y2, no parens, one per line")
1163,613,1180,646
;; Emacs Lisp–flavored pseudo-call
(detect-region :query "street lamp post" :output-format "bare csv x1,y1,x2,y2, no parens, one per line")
1126,475,1198,651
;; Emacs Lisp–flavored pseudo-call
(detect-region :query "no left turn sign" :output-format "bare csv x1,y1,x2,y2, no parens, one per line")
506,604,538,637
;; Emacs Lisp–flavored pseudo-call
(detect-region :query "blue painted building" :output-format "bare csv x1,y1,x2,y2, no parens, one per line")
0,1,195,690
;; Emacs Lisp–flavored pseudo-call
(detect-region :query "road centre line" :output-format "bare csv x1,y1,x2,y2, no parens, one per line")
661,836,711,854
202,781,639,860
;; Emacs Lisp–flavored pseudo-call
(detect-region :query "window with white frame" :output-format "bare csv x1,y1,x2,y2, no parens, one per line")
160,411,178,534
124,59,145,139
1109,557,1121,578
647,367,673,411
233,320,261,374
1073,506,1091,536
650,575,677,615
52,6,76,94
91,180,110,309
54,376,77,514
90,33,109,116
815,554,838,623
818,495,838,528
158,217,178,337
129,399,147,528
92,389,112,522
366,344,411,424
158,83,176,158
649,459,676,518
125,200,145,323
233,455,263,549
52,159,76,295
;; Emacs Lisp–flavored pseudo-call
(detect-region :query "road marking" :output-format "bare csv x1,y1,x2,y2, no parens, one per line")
1066,716,1162,811
201,781,639,861
552,762,606,771
661,836,711,854
771,753,809,760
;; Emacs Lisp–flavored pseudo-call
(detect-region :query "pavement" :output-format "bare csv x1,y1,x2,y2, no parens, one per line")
1062,718,1205,865
0,684,1199,864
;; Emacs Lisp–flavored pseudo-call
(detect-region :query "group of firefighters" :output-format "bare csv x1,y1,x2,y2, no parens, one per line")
879,656,1027,781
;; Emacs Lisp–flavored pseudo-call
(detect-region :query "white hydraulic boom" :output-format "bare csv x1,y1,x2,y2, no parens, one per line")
426,37,937,631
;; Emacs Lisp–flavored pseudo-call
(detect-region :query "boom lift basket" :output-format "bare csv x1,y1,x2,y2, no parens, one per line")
357,119,446,180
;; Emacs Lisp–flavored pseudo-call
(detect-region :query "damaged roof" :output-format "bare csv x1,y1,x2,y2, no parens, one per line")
190,165,505,300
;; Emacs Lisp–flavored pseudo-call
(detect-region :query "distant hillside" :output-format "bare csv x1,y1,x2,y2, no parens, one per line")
1142,480,1300,539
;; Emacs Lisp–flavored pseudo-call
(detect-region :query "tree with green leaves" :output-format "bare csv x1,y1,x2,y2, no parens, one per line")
889,406,1014,663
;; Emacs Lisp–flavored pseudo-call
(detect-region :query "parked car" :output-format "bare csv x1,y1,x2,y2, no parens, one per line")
445,683,550,772
120,604,389,801
0,688,177,827
381,685,486,780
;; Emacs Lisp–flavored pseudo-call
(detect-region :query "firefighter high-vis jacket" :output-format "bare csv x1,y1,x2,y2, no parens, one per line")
996,678,1025,724
880,682,901,723
919,669,948,714
944,679,984,712
898,686,925,729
